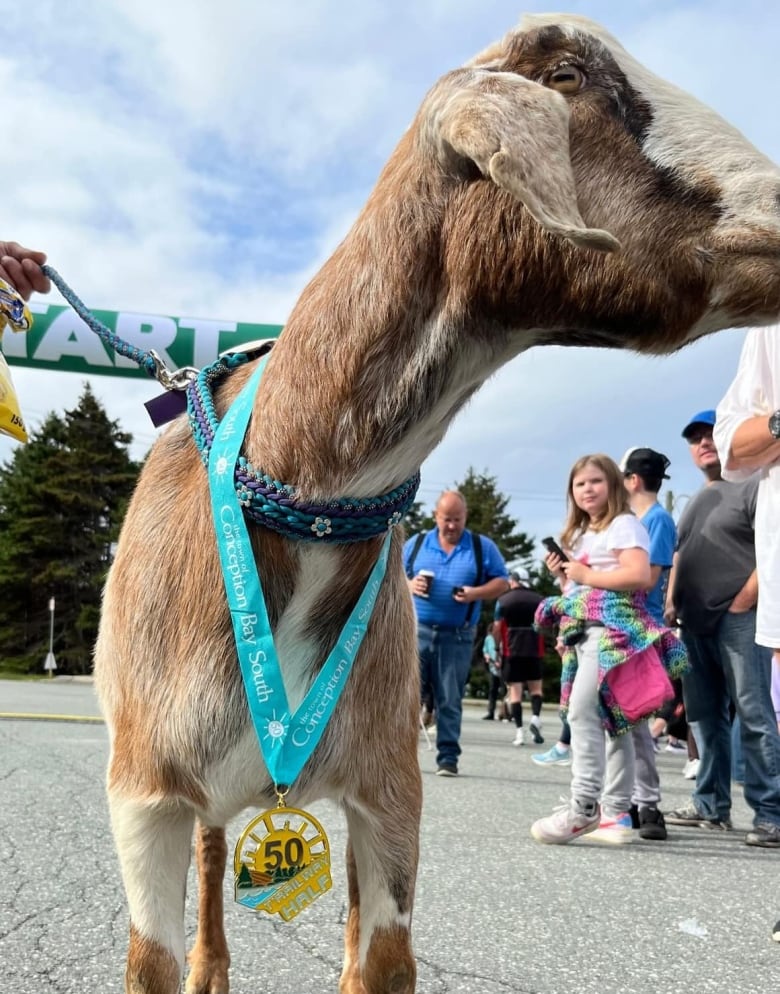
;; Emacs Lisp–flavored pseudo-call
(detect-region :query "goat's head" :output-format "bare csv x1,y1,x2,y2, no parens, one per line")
411,13,780,355
259,13,780,493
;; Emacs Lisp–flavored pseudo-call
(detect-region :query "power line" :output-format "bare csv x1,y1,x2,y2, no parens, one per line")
413,481,565,504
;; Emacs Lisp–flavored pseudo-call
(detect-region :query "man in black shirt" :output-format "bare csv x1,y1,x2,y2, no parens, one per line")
495,569,544,746
665,410,780,846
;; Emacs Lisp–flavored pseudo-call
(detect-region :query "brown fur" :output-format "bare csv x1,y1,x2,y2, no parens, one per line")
126,929,181,994
94,15,780,994
187,826,230,994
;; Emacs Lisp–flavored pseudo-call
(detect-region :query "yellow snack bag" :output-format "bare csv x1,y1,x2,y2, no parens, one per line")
0,277,33,442
0,351,27,441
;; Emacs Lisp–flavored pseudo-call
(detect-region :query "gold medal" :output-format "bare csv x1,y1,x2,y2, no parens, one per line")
234,794,331,921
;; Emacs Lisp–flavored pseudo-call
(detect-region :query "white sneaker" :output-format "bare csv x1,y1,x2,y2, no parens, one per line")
531,798,601,845
530,719,544,744
512,728,525,746
682,758,700,779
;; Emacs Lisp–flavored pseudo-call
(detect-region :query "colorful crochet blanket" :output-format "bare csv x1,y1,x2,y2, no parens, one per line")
534,586,689,737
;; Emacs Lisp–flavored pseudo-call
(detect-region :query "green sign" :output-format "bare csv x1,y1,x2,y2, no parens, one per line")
2,303,283,379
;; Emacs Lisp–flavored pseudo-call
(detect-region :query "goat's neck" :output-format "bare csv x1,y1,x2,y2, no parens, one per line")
250,258,504,497
248,150,514,501
252,313,491,504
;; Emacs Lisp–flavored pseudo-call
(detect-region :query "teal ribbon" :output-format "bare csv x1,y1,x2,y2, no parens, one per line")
208,358,392,788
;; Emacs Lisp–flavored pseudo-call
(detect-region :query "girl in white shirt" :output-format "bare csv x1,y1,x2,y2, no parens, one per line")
531,454,651,845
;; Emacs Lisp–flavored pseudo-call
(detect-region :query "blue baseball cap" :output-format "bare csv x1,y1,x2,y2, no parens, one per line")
681,409,716,439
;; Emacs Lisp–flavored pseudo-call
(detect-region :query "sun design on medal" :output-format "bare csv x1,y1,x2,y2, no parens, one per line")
215,455,230,476
263,712,288,745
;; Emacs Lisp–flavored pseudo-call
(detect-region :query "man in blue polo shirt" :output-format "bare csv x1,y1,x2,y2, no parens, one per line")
405,490,509,776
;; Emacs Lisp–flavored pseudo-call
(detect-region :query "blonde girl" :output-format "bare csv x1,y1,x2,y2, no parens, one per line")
531,454,651,845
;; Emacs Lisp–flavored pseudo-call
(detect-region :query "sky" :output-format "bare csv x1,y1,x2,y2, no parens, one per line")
1,0,779,557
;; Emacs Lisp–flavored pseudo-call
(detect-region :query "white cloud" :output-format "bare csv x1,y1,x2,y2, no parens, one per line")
2,0,779,555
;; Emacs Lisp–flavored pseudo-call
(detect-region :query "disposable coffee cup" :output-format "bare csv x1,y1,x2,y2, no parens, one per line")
418,570,434,597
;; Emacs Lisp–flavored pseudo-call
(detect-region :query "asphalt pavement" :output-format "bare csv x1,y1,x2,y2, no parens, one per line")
1,678,778,993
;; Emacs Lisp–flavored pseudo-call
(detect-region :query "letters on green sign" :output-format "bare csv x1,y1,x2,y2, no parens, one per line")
1,303,282,379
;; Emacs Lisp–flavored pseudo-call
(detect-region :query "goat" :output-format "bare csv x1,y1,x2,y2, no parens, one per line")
94,12,780,994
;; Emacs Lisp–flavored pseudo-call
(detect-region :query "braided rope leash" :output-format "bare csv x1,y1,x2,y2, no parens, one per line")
41,265,198,389
43,265,158,376
43,265,419,544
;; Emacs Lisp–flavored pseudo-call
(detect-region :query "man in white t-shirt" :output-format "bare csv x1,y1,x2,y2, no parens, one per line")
715,330,780,942
714,327,780,732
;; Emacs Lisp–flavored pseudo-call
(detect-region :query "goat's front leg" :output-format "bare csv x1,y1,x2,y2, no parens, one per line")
186,822,230,994
339,767,422,994
109,792,195,994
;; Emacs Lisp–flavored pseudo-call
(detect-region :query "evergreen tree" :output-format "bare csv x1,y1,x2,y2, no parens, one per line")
456,467,534,566
404,468,534,563
401,499,430,536
0,384,140,674
404,467,536,570
453,469,536,695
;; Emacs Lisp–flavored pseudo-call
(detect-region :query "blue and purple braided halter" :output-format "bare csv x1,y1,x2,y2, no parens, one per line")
187,352,419,543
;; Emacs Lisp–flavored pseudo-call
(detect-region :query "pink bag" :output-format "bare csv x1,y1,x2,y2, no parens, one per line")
605,644,674,722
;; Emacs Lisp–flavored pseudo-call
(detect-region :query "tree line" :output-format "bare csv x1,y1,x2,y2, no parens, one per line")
0,386,139,674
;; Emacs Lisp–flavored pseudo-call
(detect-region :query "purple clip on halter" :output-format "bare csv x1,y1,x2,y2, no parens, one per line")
144,389,188,427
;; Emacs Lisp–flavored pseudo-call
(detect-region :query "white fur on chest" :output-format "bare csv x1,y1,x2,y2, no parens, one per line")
201,543,352,821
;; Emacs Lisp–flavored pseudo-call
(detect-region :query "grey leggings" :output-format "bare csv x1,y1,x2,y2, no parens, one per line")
568,627,636,817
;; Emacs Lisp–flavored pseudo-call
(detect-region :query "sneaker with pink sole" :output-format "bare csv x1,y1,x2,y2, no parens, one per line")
589,811,634,844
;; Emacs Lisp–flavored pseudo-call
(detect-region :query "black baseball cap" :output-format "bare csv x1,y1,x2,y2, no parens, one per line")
621,447,670,479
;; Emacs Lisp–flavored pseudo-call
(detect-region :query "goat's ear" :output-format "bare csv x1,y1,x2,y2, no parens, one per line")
435,73,621,253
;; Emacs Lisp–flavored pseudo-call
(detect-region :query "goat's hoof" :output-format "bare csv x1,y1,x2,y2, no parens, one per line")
185,962,229,994
341,969,415,994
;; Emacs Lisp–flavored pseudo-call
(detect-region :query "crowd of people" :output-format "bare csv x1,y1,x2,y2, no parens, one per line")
524,419,780,851
404,394,780,941
405,404,780,938
405,421,780,851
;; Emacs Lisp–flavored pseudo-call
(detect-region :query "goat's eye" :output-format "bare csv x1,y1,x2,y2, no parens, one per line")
547,65,586,94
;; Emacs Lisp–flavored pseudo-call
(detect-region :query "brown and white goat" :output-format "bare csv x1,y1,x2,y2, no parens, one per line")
94,12,780,994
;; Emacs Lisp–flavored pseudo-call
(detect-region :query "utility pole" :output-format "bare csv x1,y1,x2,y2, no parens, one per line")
664,490,690,520
44,597,57,678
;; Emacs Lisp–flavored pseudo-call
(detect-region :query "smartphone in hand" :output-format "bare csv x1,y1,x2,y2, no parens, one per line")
542,537,569,563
